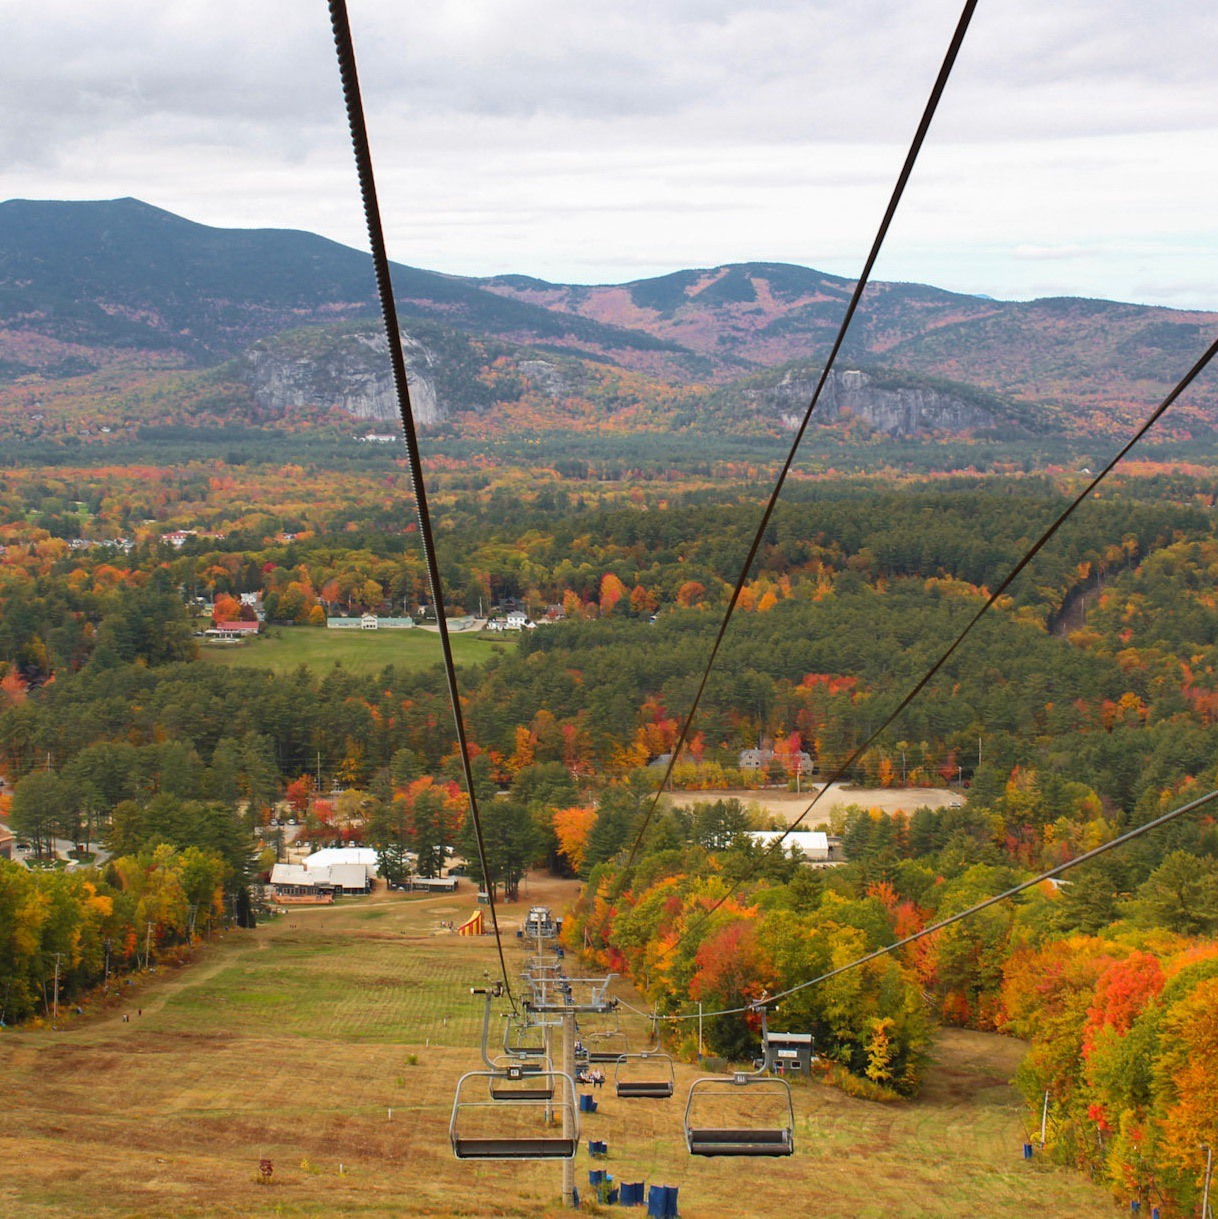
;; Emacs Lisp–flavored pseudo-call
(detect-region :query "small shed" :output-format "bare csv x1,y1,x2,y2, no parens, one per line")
765,1032,816,1076
408,876,458,892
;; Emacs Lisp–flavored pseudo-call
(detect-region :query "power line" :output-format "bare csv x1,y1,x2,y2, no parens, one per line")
327,0,516,1008
652,783,1218,1023
614,0,981,887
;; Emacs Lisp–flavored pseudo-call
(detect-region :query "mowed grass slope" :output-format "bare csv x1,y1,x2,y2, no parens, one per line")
0,881,1119,1218
201,625,504,676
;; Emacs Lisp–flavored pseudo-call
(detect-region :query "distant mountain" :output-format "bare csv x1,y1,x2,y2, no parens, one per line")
474,263,1218,433
2,198,1217,444
0,197,694,375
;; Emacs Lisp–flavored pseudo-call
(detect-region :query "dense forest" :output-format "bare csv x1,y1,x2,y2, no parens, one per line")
3,458,1218,1211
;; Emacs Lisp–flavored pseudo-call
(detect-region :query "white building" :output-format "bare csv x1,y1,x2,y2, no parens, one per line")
303,847,381,875
745,830,835,864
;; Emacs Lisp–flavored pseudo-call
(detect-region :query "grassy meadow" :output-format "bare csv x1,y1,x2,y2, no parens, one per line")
0,878,1120,1217
200,625,503,676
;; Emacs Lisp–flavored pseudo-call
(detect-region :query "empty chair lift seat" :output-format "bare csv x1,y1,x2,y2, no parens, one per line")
684,1073,796,1157
615,1052,675,1099
453,1136,577,1160
450,1070,579,1161
687,1126,793,1156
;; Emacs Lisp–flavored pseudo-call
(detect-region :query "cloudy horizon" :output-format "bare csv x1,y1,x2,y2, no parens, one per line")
5,0,1217,309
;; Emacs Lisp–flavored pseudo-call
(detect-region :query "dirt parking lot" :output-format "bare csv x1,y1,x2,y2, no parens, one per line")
665,783,964,826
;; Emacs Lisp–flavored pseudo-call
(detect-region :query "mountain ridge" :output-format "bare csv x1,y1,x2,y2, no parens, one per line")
2,197,1217,444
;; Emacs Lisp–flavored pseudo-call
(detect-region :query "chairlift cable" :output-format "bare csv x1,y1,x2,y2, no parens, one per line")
327,0,516,1008
613,0,982,889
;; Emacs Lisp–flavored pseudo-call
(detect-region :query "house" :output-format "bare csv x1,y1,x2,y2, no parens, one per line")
408,876,458,893
0,824,13,861
738,747,814,774
161,529,197,549
488,611,535,632
267,863,334,904
360,612,378,629
325,863,374,894
269,852,377,901
205,621,261,642
764,1032,816,1075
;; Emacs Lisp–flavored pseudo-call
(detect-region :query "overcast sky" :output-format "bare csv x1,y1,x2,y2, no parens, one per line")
5,0,1217,308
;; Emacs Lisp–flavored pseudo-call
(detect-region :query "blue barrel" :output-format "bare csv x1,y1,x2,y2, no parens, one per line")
647,1186,667,1218
1022,1143,1033,1160
556,946,565,958
608,1189,619,1205
1130,1203,1141,1215
621,1182,645,1206
589,1169,604,1186
663,1185,680,1217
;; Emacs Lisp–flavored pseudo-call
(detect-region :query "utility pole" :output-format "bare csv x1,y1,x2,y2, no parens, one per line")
561,1010,576,1210
143,922,154,971
51,952,63,1021
698,1002,704,1059
543,1019,554,1125
1202,1144,1213,1219
103,938,112,988
188,905,199,940
1040,1090,1049,1148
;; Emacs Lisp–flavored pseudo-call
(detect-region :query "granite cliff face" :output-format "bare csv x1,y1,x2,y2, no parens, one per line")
753,368,997,436
233,326,442,425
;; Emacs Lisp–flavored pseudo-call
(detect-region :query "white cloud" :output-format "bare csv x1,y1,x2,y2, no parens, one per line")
3,0,1217,308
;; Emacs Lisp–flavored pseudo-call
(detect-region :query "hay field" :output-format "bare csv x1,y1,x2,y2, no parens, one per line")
0,878,1118,1217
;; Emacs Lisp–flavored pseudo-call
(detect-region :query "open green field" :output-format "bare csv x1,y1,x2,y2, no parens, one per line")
0,878,1120,1218
200,625,504,676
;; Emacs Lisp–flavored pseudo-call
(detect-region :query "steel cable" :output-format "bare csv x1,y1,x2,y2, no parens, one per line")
327,0,516,1008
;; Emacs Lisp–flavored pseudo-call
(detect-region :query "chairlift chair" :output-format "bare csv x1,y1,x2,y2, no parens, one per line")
503,1019,546,1058
683,1071,795,1157
586,1028,631,1064
684,1002,796,1155
613,1051,675,1099
488,1061,555,1102
451,1069,579,1160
